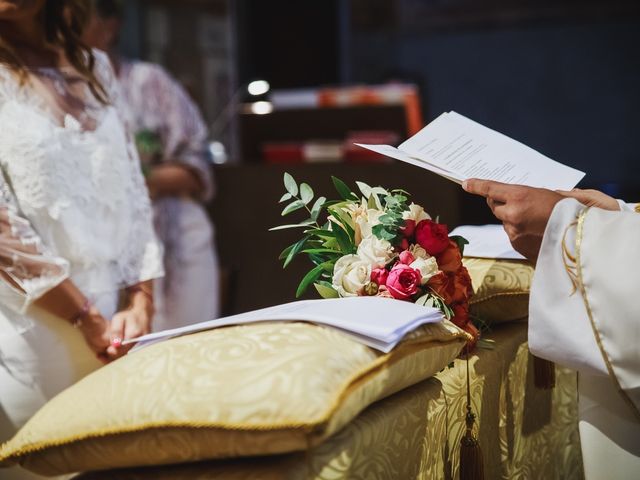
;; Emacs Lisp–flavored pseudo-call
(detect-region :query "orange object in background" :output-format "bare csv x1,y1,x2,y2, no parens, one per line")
317,84,423,136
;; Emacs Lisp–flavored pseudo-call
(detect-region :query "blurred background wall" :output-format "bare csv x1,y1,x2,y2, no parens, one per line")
115,0,640,314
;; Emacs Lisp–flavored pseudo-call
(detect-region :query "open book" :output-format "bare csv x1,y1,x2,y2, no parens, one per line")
124,297,444,353
357,111,585,191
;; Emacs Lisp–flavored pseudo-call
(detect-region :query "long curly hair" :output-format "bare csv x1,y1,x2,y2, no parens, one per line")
0,0,108,104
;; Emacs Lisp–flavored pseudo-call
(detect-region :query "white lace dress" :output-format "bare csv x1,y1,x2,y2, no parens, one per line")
0,52,163,456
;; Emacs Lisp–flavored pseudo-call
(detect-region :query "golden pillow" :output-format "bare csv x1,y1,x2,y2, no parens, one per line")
464,257,534,324
0,320,467,476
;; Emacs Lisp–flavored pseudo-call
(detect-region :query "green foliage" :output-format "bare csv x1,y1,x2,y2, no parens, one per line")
314,282,339,299
415,292,454,320
450,235,469,256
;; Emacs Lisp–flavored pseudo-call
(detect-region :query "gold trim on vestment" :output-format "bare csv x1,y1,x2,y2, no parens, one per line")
574,208,640,422
635,204,640,213
561,220,579,295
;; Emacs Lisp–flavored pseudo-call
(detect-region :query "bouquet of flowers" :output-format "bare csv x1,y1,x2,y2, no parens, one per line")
271,173,479,349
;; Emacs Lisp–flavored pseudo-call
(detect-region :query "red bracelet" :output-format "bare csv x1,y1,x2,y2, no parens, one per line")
69,299,91,328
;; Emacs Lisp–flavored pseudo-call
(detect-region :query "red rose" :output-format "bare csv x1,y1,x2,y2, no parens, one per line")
398,250,415,265
385,264,422,300
436,240,463,273
370,267,389,286
427,271,455,305
451,303,470,329
451,267,473,303
401,219,416,238
415,220,449,255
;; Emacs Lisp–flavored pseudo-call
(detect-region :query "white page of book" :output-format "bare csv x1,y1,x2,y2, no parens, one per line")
357,111,585,191
125,297,444,353
450,224,526,260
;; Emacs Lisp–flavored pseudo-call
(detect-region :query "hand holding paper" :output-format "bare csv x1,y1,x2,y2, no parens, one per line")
357,111,585,191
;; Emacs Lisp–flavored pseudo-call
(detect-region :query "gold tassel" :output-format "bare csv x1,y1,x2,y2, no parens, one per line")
533,355,556,390
460,353,484,480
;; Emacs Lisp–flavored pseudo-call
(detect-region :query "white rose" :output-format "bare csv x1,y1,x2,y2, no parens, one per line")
402,203,431,223
332,255,372,297
352,208,384,244
409,243,429,260
410,256,439,285
356,236,394,269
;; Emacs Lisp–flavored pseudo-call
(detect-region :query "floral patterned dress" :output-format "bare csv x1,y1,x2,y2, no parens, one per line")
116,59,219,331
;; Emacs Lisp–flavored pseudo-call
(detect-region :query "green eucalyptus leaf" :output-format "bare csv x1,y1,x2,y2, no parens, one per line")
305,228,336,239
278,243,296,260
449,235,469,256
371,186,389,197
296,261,334,298
301,248,342,255
283,235,311,268
332,220,355,253
283,172,298,196
310,196,326,222
314,282,339,299
269,220,316,231
332,176,357,201
279,192,292,203
300,183,314,204
355,181,373,199
281,200,305,216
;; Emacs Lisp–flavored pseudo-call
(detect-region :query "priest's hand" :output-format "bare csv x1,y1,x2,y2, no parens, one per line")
462,179,564,262
555,188,620,211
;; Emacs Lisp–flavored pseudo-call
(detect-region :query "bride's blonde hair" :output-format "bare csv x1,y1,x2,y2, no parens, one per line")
0,0,109,104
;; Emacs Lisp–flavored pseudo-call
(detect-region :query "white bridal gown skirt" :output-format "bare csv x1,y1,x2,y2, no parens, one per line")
0,291,118,479
579,373,640,480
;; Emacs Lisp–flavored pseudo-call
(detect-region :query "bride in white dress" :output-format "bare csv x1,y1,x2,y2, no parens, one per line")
0,1,163,477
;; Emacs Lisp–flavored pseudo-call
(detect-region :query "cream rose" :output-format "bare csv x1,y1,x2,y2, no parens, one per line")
332,255,372,297
410,256,439,285
409,243,429,260
356,236,394,269
402,203,431,223
349,204,384,245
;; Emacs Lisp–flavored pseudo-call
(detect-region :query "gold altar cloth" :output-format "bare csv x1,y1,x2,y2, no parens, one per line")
77,322,583,479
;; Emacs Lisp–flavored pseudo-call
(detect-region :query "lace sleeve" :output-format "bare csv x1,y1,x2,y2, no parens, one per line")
93,51,164,286
0,170,69,314
153,66,214,202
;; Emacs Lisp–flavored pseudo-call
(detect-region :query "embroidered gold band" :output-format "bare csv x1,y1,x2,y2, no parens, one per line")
635,204,640,213
574,208,640,422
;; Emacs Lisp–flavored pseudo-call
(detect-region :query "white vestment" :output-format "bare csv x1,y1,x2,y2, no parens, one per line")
529,198,640,479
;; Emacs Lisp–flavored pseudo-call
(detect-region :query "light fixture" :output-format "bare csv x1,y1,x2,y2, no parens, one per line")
250,101,273,115
247,80,270,97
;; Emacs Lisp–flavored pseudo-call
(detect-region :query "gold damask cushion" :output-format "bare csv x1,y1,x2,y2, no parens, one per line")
464,257,534,324
0,320,468,476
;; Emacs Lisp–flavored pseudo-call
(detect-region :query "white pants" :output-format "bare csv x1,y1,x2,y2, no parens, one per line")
0,293,117,479
579,373,640,479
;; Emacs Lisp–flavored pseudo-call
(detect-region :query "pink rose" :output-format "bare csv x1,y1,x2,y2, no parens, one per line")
398,250,415,265
370,267,389,286
415,219,449,255
385,264,422,300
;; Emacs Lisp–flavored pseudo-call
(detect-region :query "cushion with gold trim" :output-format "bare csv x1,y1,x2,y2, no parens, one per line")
464,257,534,324
0,320,468,476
